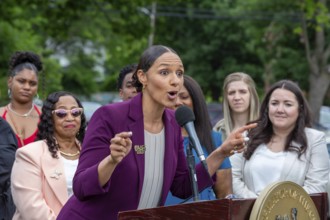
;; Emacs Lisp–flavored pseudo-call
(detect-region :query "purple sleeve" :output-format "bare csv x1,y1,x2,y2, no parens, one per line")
72,106,116,199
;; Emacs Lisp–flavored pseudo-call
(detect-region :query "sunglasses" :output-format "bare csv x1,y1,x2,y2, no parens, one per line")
52,108,83,118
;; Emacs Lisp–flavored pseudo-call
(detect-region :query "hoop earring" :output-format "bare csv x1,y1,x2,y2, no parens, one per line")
34,93,39,100
7,89,11,99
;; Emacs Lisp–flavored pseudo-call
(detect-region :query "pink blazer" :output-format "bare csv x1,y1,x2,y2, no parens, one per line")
11,140,69,220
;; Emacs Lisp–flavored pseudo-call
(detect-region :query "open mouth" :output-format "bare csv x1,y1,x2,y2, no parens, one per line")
168,91,178,100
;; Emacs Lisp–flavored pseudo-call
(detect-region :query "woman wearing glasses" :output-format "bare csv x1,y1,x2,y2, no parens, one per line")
11,91,86,220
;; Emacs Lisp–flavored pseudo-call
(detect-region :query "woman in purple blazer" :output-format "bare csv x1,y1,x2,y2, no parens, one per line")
57,45,255,220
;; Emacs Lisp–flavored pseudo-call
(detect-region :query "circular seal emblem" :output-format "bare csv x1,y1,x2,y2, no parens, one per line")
249,181,320,220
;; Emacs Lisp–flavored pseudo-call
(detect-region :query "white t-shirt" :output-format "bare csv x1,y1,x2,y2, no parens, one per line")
249,144,287,196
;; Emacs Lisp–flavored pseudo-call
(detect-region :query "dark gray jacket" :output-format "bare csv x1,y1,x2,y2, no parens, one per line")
0,117,17,220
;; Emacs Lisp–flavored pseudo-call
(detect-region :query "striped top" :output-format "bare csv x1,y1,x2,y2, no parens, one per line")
138,128,165,209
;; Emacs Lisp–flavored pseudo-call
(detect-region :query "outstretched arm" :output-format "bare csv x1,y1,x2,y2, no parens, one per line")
206,123,257,177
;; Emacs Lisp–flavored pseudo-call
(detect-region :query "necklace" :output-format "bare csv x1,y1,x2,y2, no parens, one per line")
8,103,34,117
55,137,81,157
59,150,80,157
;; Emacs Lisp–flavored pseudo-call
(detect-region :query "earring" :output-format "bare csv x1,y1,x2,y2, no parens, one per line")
7,89,11,98
34,93,40,100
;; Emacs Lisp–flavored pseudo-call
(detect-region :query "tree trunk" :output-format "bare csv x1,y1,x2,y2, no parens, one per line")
308,72,330,124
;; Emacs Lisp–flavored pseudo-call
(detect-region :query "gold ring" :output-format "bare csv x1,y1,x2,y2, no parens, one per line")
229,150,238,155
234,146,238,150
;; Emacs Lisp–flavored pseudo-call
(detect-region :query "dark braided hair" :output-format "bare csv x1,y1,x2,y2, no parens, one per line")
132,45,178,92
36,91,87,159
244,80,312,160
9,51,43,77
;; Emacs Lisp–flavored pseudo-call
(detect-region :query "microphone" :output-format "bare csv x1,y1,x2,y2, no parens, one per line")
175,106,207,166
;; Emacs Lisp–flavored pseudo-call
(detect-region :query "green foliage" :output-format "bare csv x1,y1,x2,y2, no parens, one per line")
0,0,328,107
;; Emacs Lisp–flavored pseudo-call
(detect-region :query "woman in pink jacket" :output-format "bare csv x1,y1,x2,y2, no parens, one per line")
11,91,86,220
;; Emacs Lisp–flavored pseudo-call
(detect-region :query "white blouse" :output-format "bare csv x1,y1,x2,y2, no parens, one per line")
61,156,79,197
249,144,287,196
138,128,165,209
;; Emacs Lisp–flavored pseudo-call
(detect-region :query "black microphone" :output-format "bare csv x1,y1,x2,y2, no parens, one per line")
175,106,207,166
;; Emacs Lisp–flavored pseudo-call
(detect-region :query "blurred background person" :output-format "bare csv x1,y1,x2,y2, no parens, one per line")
0,51,43,147
213,72,259,141
11,91,86,220
0,117,18,220
117,63,138,101
231,80,329,198
57,45,253,220
213,72,259,199
165,75,232,205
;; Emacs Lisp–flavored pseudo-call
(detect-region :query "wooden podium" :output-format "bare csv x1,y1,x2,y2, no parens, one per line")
118,193,328,220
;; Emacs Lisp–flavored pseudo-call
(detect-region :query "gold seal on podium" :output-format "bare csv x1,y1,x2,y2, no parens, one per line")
249,181,320,220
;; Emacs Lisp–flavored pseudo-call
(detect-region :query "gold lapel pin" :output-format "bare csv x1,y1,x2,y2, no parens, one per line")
134,145,146,154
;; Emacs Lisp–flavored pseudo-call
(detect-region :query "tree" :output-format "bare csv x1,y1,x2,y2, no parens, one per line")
234,0,330,122
298,0,330,123
153,1,264,101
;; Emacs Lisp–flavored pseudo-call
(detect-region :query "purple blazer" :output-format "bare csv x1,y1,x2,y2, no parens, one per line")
57,93,214,220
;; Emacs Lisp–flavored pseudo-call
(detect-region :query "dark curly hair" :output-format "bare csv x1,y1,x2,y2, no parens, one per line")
132,45,178,92
117,64,138,90
36,91,87,159
8,51,43,77
244,80,312,160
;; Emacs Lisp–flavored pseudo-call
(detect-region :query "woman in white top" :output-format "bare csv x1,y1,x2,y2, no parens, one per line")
231,80,329,198
11,91,86,220
213,72,260,198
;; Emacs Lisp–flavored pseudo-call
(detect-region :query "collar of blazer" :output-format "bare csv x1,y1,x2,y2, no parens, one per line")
41,140,68,205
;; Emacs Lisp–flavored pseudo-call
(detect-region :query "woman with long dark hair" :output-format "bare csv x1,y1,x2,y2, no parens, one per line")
165,75,232,205
231,80,329,198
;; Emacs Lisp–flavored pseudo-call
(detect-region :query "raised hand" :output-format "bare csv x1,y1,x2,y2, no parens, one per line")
109,131,133,164
220,123,257,157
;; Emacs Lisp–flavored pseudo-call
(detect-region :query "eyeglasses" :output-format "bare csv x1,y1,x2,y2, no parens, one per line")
52,108,83,118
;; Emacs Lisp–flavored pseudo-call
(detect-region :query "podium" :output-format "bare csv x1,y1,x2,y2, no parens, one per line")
118,193,328,220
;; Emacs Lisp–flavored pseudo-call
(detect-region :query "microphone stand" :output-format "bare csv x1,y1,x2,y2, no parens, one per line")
186,142,200,202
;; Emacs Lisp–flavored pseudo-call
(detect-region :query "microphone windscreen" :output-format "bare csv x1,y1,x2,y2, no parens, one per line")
175,106,195,127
